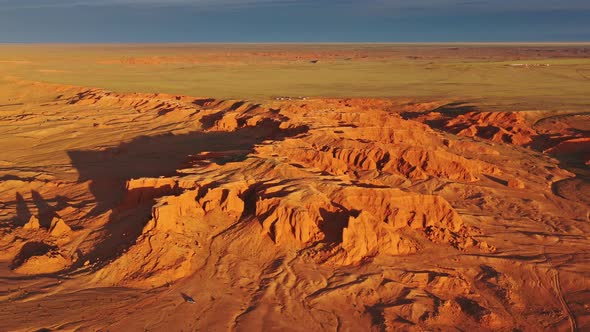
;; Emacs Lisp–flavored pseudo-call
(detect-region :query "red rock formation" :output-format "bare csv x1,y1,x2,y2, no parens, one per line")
339,211,418,265
255,190,331,247
3,80,587,331
443,112,537,145
23,215,41,230
121,177,180,208
544,137,590,164
49,217,71,237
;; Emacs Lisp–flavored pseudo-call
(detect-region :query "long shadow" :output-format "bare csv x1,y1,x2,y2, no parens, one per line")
14,192,31,226
9,191,68,228
483,174,508,186
0,103,24,108
547,146,590,205
405,104,589,198
430,102,479,115
401,101,479,129
1,175,38,182
31,190,58,228
199,111,226,129
65,118,309,268
69,118,307,216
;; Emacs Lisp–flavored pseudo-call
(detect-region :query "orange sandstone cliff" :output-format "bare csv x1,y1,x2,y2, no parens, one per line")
0,81,588,331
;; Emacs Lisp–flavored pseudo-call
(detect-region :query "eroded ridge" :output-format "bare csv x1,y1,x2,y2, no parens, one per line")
0,82,588,331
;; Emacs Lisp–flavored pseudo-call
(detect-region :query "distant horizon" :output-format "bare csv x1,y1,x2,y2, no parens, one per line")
2,41,590,45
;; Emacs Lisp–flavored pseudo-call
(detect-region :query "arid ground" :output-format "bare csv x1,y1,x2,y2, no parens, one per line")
0,44,589,331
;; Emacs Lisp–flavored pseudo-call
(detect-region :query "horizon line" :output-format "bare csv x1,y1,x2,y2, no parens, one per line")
2,41,590,46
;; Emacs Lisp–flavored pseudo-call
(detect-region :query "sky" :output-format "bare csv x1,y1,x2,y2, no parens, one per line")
0,0,589,43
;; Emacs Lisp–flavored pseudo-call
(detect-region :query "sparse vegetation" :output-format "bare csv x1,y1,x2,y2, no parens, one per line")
1,43,590,110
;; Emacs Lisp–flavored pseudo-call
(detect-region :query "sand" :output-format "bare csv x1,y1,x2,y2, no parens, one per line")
2,43,590,109
0,49,589,331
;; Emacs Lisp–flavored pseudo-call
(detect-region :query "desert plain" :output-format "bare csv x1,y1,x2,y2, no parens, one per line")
0,44,589,331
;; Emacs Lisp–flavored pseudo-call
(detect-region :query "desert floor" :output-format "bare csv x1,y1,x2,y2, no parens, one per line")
0,44,589,331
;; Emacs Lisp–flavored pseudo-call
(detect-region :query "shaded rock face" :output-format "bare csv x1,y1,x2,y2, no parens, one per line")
1,82,587,331
41,94,500,287
255,192,329,247
544,137,590,165
250,184,489,265
340,211,418,265
96,176,487,286
92,182,250,286
444,111,537,145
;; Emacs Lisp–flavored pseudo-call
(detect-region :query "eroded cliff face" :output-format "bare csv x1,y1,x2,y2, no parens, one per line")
77,97,505,287
0,81,588,331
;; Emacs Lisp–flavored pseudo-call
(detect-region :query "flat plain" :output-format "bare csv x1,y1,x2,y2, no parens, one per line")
0,44,589,331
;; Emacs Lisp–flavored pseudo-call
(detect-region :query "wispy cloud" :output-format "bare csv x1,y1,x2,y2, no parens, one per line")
1,0,589,12
371,0,590,11
0,0,299,10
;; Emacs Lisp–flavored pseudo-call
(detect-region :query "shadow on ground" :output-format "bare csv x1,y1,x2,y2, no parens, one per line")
65,118,308,268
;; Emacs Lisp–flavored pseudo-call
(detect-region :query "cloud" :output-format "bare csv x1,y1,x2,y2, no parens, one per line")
0,0,298,10
1,0,588,12
371,0,590,11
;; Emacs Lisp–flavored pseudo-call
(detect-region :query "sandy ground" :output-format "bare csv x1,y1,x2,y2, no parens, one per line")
1,43,590,107
0,74,589,331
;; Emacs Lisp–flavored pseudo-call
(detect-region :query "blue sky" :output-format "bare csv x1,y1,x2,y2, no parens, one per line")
0,0,589,42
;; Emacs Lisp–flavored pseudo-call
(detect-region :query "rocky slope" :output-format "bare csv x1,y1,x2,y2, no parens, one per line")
0,79,588,331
